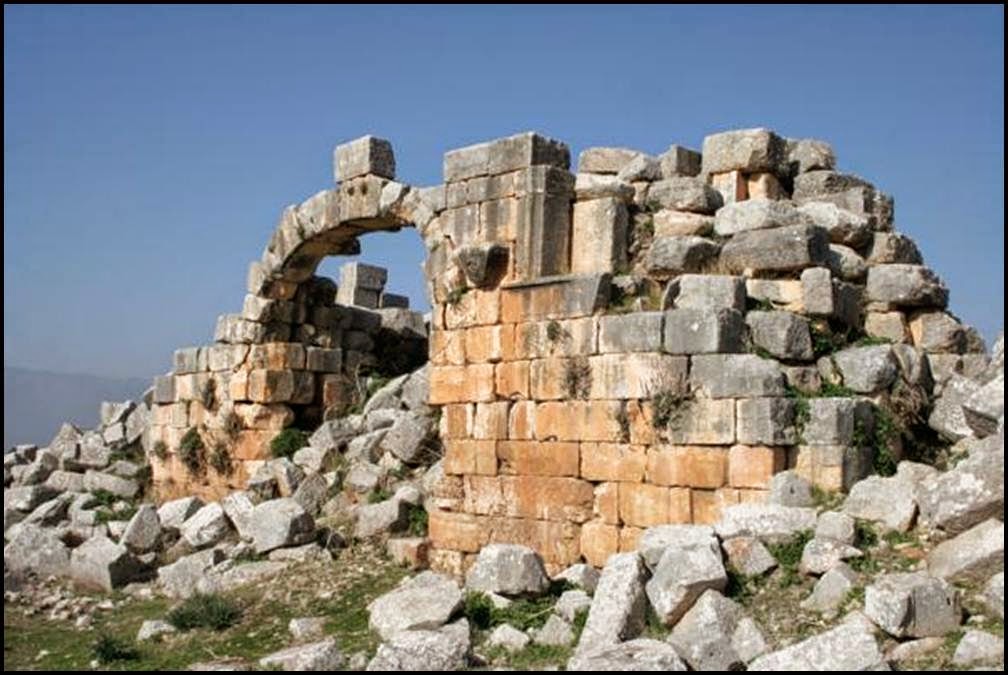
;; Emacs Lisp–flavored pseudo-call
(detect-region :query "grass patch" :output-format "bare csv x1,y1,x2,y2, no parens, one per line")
725,568,765,604
406,504,428,537
367,488,392,504
92,633,140,664
167,594,242,632
151,440,168,461
651,389,693,431
810,485,844,511
446,286,468,307
269,428,309,460
767,530,813,588
209,443,234,476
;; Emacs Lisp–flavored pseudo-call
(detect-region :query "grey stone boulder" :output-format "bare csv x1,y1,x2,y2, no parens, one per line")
669,590,767,670
799,537,863,576
309,416,364,452
137,619,177,641
616,154,661,182
983,572,1003,620
866,264,948,308
555,589,592,623
719,224,829,273
465,543,549,597
158,548,226,598
801,563,859,614
120,504,161,553
659,145,702,178
259,637,345,671
532,614,575,647
829,345,898,393
577,552,648,652
929,374,981,441
248,498,315,554
689,354,785,398
180,502,231,549
568,638,686,671
367,619,470,671
962,372,1004,438
917,446,1003,534
3,523,71,577
69,535,146,591
645,542,727,626
220,491,256,540
843,475,917,532
722,537,777,576
196,559,288,595
647,177,723,214
748,623,885,671
345,461,385,494
578,147,641,174
643,235,720,276
866,232,923,264
715,504,817,544
702,128,786,174
20,493,74,527
864,572,961,638
6,484,59,512
83,470,139,499
18,451,59,486
400,365,430,413
714,199,812,236
44,470,85,493
951,630,1003,667
157,496,204,531
797,201,871,248
885,636,945,664
77,431,112,469
485,624,530,652
786,138,836,174
827,244,868,282
368,571,463,641
381,411,435,465
746,311,814,360
455,243,510,288
292,473,330,516
354,497,409,539
637,524,718,569
288,617,327,641
816,511,856,545
291,445,335,475
768,470,815,508
667,273,746,311
362,374,408,415
553,563,600,594
927,518,1003,583
574,173,636,202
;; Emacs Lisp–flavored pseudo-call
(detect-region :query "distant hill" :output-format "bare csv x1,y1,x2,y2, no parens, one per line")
3,366,151,448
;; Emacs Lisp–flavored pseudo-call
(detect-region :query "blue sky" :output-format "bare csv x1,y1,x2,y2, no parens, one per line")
4,5,1004,378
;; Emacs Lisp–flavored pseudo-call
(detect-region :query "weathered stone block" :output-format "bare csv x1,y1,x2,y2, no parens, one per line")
643,235,720,276
578,147,641,174
690,354,785,398
702,128,786,175
714,199,812,237
865,311,909,343
786,138,836,175
487,132,570,175
660,145,702,178
720,224,829,274
746,311,814,360
571,198,628,274
728,445,786,489
497,441,579,477
335,135,395,181
663,308,744,354
653,209,714,237
598,312,663,352
647,177,723,214
247,369,296,403
710,170,748,205
581,443,647,482
663,398,736,445
736,398,797,445
500,274,609,323
646,446,727,488
667,274,746,311
866,264,949,308
866,232,922,264
803,398,875,445
588,353,688,400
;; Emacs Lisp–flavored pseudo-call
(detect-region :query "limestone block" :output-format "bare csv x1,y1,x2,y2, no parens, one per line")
797,202,872,248
710,170,748,205
173,347,201,375
647,177,723,214
497,441,579,477
598,311,664,352
664,399,736,445
714,199,812,237
616,154,661,182
909,311,966,353
335,135,395,181
667,274,746,311
573,173,635,202
866,264,949,308
746,311,814,360
581,443,647,482
653,209,714,237
500,274,609,323
791,444,874,492
248,343,306,371
513,191,573,280
702,128,786,175
690,354,786,398
305,346,341,372
736,398,797,445
153,375,176,404
571,197,628,274
577,147,641,174
720,224,829,274
659,145,702,178
643,235,720,276
663,308,745,354
646,446,727,489
785,138,836,175
747,172,784,200
487,132,570,175
865,311,909,343
247,369,296,403
803,398,874,445
827,244,868,282
866,232,922,264
746,278,803,312
588,353,688,399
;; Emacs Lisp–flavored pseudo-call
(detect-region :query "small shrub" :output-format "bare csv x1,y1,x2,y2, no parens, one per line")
367,488,392,504
462,590,494,630
167,593,241,631
564,357,592,400
636,213,655,238
86,489,120,509
818,380,856,397
446,286,468,307
810,485,844,511
179,427,205,475
651,389,693,431
854,520,878,549
222,410,242,440
545,319,566,343
406,504,428,537
209,443,233,476
270,428,309,460
151,440,168,461
200,378,217,411
92,633,139,664
644,199,663,213
785,386,811,443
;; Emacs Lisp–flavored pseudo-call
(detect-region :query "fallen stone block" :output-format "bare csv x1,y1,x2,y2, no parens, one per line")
465,543,550,597
864,571,961,638
368,571,463,641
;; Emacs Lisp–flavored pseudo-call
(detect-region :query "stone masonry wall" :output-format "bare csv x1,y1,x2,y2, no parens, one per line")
146,128,987,574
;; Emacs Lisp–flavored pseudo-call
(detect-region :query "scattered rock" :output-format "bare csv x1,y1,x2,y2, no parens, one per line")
485,623,530,653
465,544,549,597
137,619,177,641
645,542,727,626
576,552,648,652
801,563,859,615
567,638,687,671
367,619,470,671
748,623,885,671
259,638,344,671
843,475,917,532
799,537,863,576
669,590,767,670
368,571,463,641
951,629,1003,667
864,571,961,638
288,617,327,641
927,518,1003,583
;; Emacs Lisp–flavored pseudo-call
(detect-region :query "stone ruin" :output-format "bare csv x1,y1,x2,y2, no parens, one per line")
146,127,990,573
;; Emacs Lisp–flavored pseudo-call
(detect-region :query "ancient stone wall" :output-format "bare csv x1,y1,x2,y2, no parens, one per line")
146,128,987,574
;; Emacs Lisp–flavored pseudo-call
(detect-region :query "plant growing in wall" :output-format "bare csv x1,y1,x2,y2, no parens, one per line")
564,357,592,400
209,443,234,477
178,427,205,475
270,427,309,460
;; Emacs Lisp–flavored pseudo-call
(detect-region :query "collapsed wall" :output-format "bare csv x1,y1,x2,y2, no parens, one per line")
145,128,988,573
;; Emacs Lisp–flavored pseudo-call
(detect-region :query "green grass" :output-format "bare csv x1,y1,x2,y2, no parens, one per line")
178,427,205,474
92,633,140,664
406,504,428,537
366,488,392,504
269,428,309,460
167,594,242,632
767,530,813,588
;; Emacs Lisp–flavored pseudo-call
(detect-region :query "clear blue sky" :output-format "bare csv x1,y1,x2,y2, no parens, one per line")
4,5,1004,379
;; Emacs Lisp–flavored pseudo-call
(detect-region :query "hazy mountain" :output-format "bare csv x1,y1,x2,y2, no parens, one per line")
4,366,151,448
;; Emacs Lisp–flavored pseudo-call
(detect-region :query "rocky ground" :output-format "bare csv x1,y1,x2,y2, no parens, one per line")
4,339,1004,670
